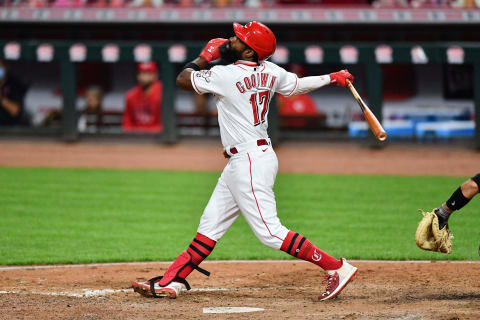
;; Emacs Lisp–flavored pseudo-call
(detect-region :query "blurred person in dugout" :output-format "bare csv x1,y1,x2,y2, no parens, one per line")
123,61,163,133
276,63,321,127
194,93,217,115
78,85,104,133
0,60,30,127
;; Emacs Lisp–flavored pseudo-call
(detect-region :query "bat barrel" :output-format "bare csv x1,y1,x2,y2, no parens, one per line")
346,79,387,142
377,131,387,142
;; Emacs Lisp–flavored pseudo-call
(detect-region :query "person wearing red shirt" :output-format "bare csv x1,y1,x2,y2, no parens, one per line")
123,62,163,133
277,93,319,116
277,64,322,128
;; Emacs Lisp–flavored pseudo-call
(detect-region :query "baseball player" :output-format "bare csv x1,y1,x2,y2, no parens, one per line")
132,21,358,301
416,174,479,254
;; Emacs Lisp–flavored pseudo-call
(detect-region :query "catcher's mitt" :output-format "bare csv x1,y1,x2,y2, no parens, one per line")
415,210,453,254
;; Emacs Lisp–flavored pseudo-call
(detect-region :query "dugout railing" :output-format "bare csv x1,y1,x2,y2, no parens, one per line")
0,41,479,149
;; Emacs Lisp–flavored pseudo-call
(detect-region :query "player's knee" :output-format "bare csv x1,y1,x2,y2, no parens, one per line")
255,225,289,250
257,235,281,250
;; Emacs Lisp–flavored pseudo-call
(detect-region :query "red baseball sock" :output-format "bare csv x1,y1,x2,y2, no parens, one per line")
177,233,216,279
280,231,342,271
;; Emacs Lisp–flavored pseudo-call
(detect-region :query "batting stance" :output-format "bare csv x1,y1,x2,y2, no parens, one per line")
133,21,358,301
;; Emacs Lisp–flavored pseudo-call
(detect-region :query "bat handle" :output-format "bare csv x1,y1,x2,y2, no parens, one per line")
346,79,355,92
345,78,365,111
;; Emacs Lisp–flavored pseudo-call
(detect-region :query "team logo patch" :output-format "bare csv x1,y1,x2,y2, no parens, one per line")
312,249,322,262
196,70,212,83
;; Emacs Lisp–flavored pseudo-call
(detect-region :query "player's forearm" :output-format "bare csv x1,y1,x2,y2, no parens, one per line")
1,97,21,116
291,75,331,96
176,57,209,91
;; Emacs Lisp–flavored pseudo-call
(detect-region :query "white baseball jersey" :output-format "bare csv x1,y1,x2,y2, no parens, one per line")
191,60,298,148
191,59,302,250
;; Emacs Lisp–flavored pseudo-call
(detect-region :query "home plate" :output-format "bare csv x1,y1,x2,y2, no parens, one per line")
203,307,264,314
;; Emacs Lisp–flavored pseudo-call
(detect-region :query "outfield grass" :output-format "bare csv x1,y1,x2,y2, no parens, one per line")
0,167,478,265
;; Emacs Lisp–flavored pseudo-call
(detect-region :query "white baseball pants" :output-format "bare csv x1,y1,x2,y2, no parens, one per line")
197,139,289,249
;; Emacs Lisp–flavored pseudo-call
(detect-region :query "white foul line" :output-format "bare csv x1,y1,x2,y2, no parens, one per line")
0,287,254,298
0,289,130,298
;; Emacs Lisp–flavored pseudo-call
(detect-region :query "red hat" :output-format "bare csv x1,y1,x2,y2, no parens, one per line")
233,21,276,62
289,63,306,77
137,61,158,73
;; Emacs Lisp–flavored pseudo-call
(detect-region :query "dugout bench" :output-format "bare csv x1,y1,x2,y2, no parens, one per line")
0,41,479,149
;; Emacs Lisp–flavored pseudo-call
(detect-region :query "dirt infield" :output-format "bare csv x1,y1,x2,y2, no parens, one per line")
1,139,479,319
1,261,479,319
0,139,479,176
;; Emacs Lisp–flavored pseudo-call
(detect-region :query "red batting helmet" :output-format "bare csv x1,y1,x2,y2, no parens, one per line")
233,21,276,62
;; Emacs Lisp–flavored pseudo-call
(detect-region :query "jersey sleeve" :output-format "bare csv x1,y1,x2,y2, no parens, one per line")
190,66,226,96
274,66,299,97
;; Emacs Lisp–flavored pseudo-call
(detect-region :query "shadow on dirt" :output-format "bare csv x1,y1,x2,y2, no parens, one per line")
385,292,480,304
420,292,480,301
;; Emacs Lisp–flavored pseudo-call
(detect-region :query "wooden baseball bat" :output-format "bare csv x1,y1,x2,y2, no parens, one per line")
346,79,387,142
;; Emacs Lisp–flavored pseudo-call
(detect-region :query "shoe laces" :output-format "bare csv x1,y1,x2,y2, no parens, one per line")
321,273,336,296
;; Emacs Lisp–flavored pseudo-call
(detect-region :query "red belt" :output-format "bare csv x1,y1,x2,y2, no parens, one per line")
223,139,268,158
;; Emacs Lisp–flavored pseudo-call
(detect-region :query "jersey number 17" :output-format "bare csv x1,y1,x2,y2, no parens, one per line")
249,90,271,126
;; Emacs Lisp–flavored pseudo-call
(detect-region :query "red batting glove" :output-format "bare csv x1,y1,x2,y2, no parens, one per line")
199,38,228,62
329,69,354,87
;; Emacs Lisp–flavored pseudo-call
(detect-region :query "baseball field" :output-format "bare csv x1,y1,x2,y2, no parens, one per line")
1,140,479,319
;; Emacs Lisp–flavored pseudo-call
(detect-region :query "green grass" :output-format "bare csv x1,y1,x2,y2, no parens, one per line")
0,167,478,265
